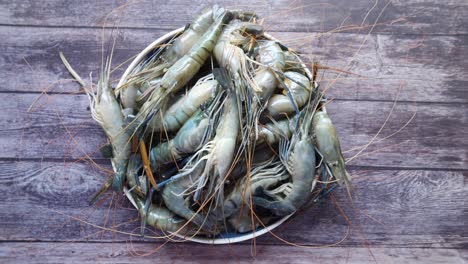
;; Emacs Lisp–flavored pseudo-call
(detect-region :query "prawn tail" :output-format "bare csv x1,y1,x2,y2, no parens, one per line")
343,170,353,201
328,161,352,200
112,166,126,192
140,189,154,236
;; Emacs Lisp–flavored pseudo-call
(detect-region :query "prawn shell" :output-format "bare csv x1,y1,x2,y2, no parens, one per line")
119,26,315,244
312,110,350,187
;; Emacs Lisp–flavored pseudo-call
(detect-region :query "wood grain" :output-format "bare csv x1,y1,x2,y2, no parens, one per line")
275,32,468,103
1,0,467,262
2,27,468,103
1,0,467,35
1,160,466,248
1,242,467,263
1,92,466,169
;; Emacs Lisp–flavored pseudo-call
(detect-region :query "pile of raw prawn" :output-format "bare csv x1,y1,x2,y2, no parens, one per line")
62,5,351,240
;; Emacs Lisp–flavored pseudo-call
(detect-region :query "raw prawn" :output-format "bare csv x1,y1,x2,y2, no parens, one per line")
312,110,351,192
266,71,312,117
147,76,219,133
60,52,131,192
149,110,209,169
253,104,318,216
254,41,286,102
130,192,191,234
136,9,233,129
119,6,220,113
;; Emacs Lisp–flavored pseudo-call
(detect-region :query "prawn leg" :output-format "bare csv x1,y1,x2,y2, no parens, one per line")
221,158,289,219
197,92,239,205
253,138,316,216
283,50,308,75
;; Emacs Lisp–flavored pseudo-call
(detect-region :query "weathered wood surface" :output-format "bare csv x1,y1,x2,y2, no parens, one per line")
1,242,467,264
1,93,466,169
1,0,467,35
1,0,467,263
2,27,468,103
1,160,467,249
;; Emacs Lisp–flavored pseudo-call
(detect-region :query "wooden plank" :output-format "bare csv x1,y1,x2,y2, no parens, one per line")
0,93,105,161
1,160,466,248
2,27,467,103
0,27,167,95
1,93,466,169
0,242,467,263
260,169,468,248
272,32,468,103
1,0,467,35
1,1,465,262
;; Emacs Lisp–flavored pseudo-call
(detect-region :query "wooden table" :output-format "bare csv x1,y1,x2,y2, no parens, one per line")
1,1,467,263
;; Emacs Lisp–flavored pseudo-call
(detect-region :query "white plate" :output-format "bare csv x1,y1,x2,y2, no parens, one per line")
118,27,315,244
